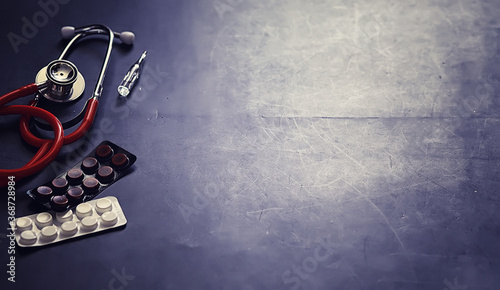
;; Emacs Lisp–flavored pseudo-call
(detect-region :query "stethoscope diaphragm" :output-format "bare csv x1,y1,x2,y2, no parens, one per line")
35,59,85,103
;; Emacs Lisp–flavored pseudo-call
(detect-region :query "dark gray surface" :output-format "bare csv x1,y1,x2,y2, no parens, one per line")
1,0,499,289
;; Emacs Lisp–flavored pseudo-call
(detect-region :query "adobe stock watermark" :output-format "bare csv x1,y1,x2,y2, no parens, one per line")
6,176,16,283
0,230,13,283
110,63,169,121
443,276,467,290
213,0,243,19
358,1,418,42
48,62,168,174
282,235,336,290
48,117,116,175
178,181,221,224
177,160,261,225
101,267,135,290
7,0,72,54
461,74,498,115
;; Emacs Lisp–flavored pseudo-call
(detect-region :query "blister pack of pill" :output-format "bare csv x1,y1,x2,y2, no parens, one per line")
27,141,136,212
11,196,126,247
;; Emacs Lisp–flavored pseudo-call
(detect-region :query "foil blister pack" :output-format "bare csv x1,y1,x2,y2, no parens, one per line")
26,141,136,212
11,196,126,247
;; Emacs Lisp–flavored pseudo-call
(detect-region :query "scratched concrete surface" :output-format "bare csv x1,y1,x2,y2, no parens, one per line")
0,0,499,289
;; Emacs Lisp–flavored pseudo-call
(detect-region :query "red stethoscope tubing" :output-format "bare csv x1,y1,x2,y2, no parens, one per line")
0,83,98,187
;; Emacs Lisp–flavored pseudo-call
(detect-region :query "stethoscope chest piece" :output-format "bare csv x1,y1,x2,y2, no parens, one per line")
35,59,85,103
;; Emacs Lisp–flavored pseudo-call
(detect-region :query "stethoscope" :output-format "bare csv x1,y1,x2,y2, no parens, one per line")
0,24,135,187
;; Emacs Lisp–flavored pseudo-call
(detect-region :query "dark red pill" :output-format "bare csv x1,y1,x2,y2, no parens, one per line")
51,195,69,211
67,168,84,185
82,177,100,193
51,178,69,194
81,157,99,174
97,166,114,183
111,153,129,169
66,187,84,202
96,144,114,160
36,186,53,200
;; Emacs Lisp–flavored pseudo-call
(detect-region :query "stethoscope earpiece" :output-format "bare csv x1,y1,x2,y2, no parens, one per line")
61,26,76,39
119,31,135,45
61,26,135,45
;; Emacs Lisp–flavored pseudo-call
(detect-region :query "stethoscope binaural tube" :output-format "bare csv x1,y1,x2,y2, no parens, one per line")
24,25,115,145
33,24,129,130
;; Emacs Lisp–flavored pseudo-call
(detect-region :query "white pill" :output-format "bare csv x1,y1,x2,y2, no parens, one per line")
61,221,78,236
76,203,93,219
56,210,73,223
16,217,33,232
101,211,118,226
20,230,37,244
35,212,53,228
40,225,58,240
95,198,112,214
81,216,98,231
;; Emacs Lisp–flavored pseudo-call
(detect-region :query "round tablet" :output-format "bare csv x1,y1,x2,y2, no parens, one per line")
95,198,113,214
66,168,84,185
56,209,73,223
96,144,114,160
15,217,33,232
76,203,93,219
101,211,118,226
35,212,53,228
111,153,129,169
50,195,69,211
36,186,53,201
97,166,114,183
82,177,100,193
40,225,58,240
81,157,99,174
97,166,115,183
51,178,69,194
81,216,98,231
20,230,37,244
60,221,78,236
66,187,84,202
